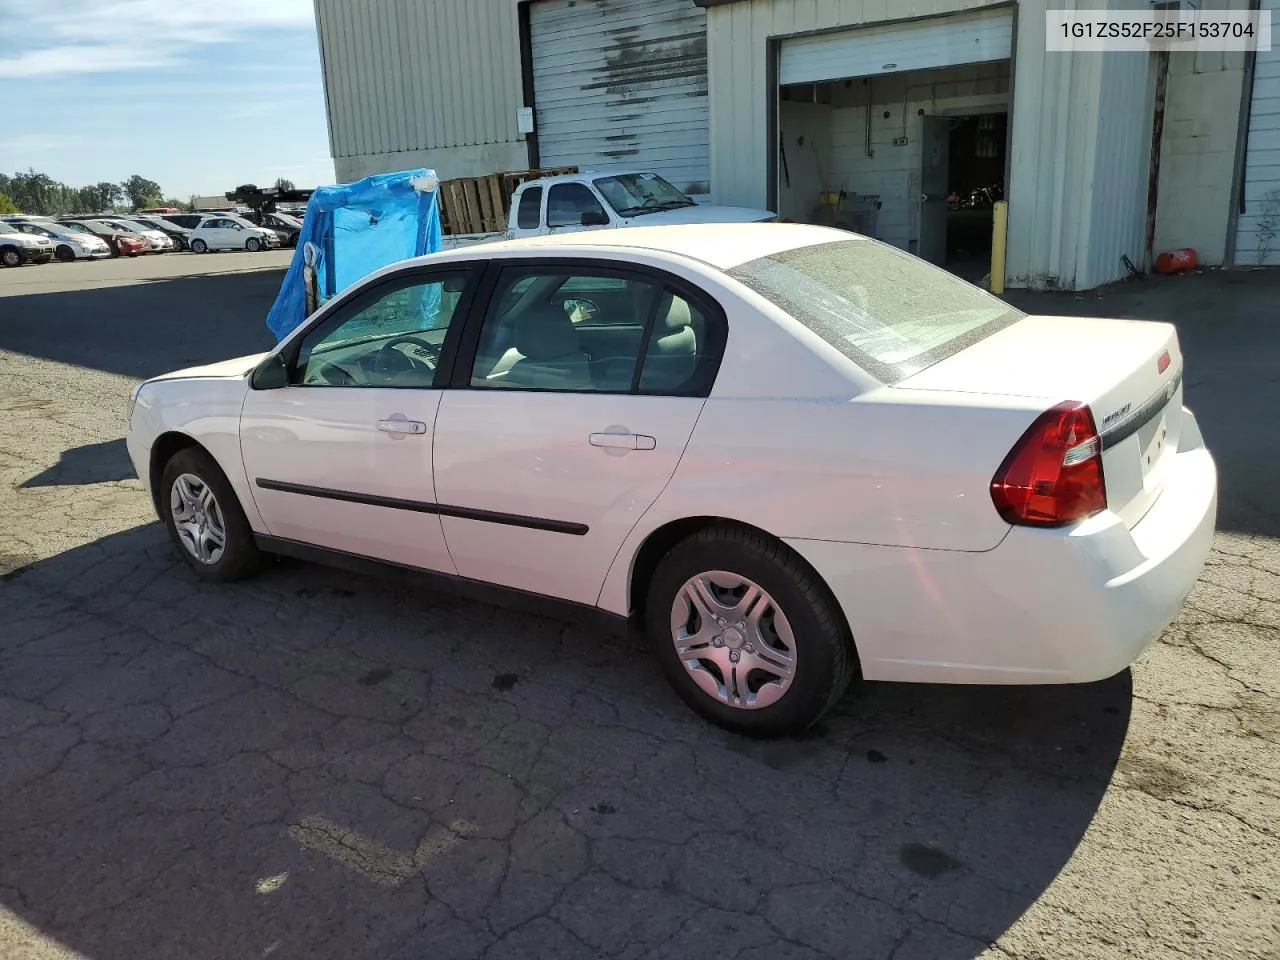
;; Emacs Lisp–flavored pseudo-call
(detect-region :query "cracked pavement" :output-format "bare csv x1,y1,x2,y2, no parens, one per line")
1,256,1277,959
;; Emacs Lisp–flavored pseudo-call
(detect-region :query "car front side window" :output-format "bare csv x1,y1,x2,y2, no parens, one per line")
292,270,474,389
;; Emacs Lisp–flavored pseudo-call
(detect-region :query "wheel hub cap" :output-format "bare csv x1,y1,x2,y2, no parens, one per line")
669,571,798,711
170,473,226,566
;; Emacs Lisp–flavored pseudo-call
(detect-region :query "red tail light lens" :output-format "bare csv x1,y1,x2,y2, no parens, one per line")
990,401,1107,527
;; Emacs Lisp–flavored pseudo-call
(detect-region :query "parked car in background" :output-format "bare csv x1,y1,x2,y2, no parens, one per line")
157,213,211,230
64,219,149,258
0,216,112,261
243,211,302,247
124,223,1216,737
127,215,192,251
98,218,175,253
188,215,281,253
0,223,54,266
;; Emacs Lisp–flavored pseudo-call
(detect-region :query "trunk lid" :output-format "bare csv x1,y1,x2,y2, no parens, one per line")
896,315,1184,528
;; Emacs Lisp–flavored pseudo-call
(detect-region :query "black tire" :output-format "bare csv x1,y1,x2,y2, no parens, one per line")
0,246,21,268
55,245,76,263
190,238,208,254
246,236,262,253
159,446,262,583
644,524,857,738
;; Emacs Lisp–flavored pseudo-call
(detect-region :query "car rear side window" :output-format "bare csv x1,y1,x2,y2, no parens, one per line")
727,237,1025,384
516,188,542,230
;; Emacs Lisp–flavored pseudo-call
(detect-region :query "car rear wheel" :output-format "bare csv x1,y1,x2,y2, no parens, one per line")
190,238,208,254
245,237,262,253
159,447,262,582
55,245,75,262
0,247,21,268
645,524,857,737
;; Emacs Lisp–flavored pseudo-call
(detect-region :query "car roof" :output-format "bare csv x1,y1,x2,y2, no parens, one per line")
443,222,852,272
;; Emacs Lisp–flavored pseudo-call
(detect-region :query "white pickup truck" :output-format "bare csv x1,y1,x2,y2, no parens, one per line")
442,169,775,248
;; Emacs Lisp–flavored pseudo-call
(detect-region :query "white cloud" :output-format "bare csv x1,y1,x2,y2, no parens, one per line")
0,0,315,78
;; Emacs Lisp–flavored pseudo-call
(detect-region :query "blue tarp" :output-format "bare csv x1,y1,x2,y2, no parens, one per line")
265,168,443,342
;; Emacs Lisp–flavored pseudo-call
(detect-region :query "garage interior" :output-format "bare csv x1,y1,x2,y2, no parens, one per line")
778,61,1010,279
772,6,1013,281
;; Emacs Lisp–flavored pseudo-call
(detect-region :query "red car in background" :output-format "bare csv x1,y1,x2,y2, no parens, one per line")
59,218,150,258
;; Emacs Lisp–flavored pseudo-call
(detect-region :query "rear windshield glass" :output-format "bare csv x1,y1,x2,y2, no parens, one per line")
727,237,1025,384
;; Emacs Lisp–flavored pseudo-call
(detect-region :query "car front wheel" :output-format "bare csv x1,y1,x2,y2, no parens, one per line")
245,236,262,253
645,524,857,737
159,446,262,582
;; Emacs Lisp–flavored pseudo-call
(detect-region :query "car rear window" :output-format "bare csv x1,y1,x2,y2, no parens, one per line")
727,237,1025,384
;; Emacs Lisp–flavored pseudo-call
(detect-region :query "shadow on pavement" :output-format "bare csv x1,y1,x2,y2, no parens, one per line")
21,438,135,488
0,270,284,381
0,523,1131,960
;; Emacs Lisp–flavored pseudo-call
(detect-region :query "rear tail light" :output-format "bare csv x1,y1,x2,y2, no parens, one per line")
990,401,1106,527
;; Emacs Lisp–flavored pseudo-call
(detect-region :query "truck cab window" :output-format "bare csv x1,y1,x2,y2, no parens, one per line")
546,183,606,228
517,188,543,230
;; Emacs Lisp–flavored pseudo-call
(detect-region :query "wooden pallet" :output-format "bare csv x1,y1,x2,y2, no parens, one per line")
437,166,579,235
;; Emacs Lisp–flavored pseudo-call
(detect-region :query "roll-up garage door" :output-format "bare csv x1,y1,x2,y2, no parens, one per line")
779,5,1014,86
529,0,711,198
1234,0,1280,266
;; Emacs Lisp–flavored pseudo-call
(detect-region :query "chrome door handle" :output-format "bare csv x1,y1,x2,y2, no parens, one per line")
378,417,427,435
590,432,656,450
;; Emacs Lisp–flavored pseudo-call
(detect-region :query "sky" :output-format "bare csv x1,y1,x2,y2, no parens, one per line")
0,0,336,199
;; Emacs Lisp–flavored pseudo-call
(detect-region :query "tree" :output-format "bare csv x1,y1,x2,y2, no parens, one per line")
0,192,18,215
94,181,123,210
275,177,296,192
162,196,193,213
120,174,163,211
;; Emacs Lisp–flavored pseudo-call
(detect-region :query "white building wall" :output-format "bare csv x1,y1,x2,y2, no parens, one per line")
1232,0,1280,266
1153,6,1249,265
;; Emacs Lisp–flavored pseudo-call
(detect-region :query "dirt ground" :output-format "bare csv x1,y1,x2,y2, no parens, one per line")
0,257,1277,959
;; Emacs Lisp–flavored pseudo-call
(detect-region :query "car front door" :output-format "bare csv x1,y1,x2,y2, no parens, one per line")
431,259,726,606
545,183,610,235
239,264,480,572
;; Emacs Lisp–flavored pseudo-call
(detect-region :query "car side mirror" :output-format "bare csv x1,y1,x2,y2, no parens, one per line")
251,352,290,390
580,210,609,226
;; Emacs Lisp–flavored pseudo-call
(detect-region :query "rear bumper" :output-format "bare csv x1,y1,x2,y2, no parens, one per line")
787,407,1217,685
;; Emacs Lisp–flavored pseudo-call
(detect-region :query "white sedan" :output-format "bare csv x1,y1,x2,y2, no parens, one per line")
125,223,1217,736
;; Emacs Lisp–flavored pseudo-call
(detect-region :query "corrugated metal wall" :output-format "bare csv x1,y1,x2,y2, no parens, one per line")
314,0,524,162
1233,0,1280,266
529,0,711,196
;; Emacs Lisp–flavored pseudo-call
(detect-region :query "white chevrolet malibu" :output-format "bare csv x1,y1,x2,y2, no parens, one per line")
125,223,1217,736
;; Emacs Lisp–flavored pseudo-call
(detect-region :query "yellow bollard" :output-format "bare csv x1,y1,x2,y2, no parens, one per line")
989,200,1008,294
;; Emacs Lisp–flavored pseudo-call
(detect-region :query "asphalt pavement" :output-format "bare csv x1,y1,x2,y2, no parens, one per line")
0,253,1277,960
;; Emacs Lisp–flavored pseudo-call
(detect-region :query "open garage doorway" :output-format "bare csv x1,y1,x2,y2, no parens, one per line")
772,6,1013,281
777,61,1010,275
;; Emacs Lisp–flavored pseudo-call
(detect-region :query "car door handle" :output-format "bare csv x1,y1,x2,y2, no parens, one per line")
590,432,656,450
378,418,427,435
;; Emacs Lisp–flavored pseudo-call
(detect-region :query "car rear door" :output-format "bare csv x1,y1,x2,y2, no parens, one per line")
430,258,726,606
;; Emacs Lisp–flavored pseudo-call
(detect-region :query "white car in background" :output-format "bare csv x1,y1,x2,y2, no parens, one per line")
1,217,111,261
124,223,1217,737
188,214,280,254
0,223,54,266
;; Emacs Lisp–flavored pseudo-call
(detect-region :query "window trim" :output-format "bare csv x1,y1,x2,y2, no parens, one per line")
516,186,543,230
446,257,729,399
266,263,485,391
545,182,608,229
